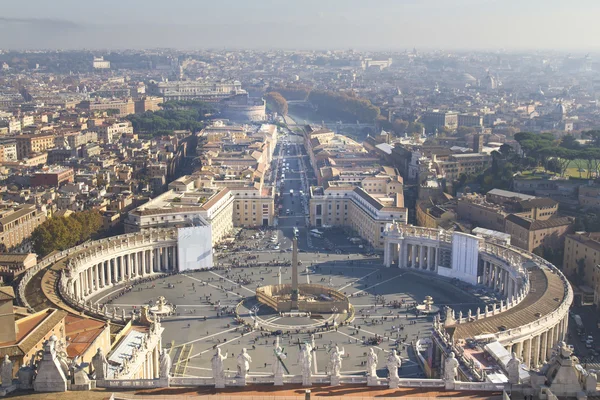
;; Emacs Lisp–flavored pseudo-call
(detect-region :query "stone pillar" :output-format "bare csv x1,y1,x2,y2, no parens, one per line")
411,244,417,268
107,260,113,286
533,335,541,368
419,245,425,269
523,338,532,368
78,273,83,298
515,341,523,361
99,263,104,288
173,246,178,272
435,246,439,269
384,243,391,267
121,256,126,281
428,246,434,270
541,331,548,364
163,247,169,271
141,250,147,276
398,241,405,268
547,327,555,359
153,347,159,379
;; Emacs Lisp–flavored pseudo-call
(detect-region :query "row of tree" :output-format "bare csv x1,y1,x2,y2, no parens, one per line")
308,90,380,122
264,92,288,116
31,210,103,257
126,101,214,135
515,131,600,178
265,84,311,101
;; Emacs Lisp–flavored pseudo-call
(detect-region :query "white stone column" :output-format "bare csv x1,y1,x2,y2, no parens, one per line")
141,250,147,276
120,256,125,280
541,331,548,363
78,273,83,298
163,247,169,271
398,241,405,268
107,260,113,286
523,338,532,368
533,335,541,368
411,244,416,268
435,247,439,269
86,268,91,293
547,327,555,359
515,341,523,360
428,246,434,270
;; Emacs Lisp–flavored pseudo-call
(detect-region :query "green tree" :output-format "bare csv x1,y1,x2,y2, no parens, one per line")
264,92,288,116
32,210,103,257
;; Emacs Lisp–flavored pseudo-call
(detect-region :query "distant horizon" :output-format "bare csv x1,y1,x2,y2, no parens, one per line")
1,0,600,52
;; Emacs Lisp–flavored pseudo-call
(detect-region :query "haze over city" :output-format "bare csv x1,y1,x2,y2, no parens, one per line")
1,0,600,50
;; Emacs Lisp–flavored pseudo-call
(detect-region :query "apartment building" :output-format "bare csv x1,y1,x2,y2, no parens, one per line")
81,98,135,117
422,110,458,133
504,214,573,253
563,232,600,282
309,184,407,249
435,153,491,181
0,204,47,251
30,167,75,187
15,134,55,159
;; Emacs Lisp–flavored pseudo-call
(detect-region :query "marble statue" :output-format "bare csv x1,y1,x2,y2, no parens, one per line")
328,346,344,377
1,355,12,388
236,348,252,379
507,352,521,384
444,352,459,382
212,348,227,388
16,363,34,390
298,343,313,386
366,348,378,378
91,348,108,380
586,370,598,393
159,349,172,379
273,346,287,377
386,350,401,380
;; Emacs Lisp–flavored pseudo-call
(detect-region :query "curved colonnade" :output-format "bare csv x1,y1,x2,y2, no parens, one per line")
18,224,572,376
383,224,572,371
17,229,179,321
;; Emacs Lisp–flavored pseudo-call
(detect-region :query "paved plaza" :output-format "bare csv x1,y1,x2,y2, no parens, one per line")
91,261,486,380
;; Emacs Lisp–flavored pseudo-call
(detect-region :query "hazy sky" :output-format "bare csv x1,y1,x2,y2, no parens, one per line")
1,0,599,51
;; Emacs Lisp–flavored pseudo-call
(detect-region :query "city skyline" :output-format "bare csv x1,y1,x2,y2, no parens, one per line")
1,0,600,51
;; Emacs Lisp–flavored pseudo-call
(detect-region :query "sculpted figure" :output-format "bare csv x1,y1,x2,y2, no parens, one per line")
328,346,344,377
386,350,401,380
444,352,459,382
159,349,172,379
366,348,378,377
211,348,227,381
236,348,252,378
298,343,313,385
273,346,287,376
91,348,108,380
0,355,12,388
506,352,521,384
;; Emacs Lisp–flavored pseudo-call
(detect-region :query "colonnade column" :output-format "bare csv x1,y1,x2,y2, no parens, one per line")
107,259,113,286
428,246,434,270
163,247,169,271
523,338,532,368
419,245,425,269
435,246,439,269
411,244,417,268
541,331,548,364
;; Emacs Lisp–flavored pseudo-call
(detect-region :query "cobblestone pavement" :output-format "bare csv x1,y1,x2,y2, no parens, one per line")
89,261,485,379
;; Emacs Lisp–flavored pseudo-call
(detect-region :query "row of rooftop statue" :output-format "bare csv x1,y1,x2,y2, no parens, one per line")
210,342,410,388
1,331,597,396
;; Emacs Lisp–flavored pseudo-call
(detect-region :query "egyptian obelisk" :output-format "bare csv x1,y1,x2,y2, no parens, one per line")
291,236,299,308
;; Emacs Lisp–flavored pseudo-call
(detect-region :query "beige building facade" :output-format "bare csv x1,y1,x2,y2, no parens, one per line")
309,185,407,249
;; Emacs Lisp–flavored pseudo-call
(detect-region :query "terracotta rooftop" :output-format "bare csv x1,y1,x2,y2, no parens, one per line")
65,314,107,358
0,308,67,356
